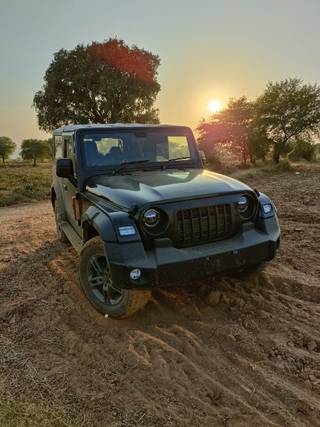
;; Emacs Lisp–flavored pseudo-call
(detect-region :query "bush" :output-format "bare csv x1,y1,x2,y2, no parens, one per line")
274,159,293,172
288,139,316,161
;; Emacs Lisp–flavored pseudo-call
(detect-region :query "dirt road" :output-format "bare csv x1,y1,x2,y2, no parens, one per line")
1,169,320,426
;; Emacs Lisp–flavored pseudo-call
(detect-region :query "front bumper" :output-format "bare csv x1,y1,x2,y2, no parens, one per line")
105,216,280,290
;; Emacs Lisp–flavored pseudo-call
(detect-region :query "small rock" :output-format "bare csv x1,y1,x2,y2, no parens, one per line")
208,290,221,306
309,374,317,382
287,341,294,347
307,340,317,352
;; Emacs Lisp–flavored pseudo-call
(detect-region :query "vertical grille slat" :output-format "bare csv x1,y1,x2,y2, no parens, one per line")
176,203,234,247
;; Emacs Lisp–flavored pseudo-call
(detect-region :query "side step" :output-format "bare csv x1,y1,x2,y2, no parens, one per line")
61,222,83,254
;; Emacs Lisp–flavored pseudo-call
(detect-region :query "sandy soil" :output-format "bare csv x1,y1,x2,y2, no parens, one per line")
0,169,320,426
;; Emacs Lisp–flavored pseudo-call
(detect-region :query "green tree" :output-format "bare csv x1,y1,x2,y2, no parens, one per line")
254,78,320,163
197,97,256,166
248,129,272,163
33,38,161,131
20,139,51,166
288,138,316,161
0,136,16,164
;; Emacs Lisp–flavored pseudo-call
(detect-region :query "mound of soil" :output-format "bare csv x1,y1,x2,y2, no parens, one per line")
0,169,319,426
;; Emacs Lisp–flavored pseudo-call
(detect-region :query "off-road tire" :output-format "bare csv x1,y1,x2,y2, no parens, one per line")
54,199,69,243
79,236,151,318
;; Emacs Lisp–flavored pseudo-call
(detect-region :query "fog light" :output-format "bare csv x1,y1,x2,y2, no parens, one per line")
263,203,273,214
130,268,141,281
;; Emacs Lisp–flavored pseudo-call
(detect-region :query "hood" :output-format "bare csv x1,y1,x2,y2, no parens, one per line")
85,168,252,209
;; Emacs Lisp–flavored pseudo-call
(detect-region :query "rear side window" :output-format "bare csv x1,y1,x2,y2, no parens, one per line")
54,136,63,159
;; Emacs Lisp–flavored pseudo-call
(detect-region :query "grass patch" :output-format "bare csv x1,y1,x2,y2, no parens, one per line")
0,162,52,207
0,398,81,427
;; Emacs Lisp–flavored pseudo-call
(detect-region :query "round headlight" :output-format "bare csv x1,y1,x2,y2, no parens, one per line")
237,194,257,221
238,196,249,213
143,209,160,228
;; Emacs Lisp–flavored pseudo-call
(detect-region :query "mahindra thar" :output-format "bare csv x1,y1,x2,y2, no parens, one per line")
51,124,280,318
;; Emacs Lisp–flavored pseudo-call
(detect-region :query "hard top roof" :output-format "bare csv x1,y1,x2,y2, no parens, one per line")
53,123,189,135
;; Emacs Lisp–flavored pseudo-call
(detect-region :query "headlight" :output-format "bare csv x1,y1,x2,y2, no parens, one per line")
237,196,249,213
237,194,257,221
143,209,160,228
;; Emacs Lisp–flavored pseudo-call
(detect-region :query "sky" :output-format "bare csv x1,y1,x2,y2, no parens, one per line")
1,0,320,152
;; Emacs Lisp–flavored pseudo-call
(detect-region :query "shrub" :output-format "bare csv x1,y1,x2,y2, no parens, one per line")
288,139,316,161
274,159,293,172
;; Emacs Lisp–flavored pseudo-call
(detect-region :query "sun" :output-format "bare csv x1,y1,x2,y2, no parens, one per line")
208,99,222,113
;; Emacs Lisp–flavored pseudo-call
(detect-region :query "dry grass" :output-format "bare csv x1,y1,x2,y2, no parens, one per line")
0,397,80,427
0,162,51,206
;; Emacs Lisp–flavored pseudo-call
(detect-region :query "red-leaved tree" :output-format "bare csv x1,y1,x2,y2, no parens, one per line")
34,38,161,131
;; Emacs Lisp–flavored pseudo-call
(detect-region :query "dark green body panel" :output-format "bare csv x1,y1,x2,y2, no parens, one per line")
86,169,252,209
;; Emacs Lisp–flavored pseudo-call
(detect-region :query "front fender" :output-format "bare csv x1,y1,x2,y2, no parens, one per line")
81,206,142,243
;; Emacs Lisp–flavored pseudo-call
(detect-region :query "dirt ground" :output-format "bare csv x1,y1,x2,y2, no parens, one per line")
0,169,320,427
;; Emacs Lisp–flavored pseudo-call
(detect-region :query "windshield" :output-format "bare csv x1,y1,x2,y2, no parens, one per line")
81,128,195,169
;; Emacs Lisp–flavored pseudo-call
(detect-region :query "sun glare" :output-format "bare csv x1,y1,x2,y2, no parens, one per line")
208,99,222,113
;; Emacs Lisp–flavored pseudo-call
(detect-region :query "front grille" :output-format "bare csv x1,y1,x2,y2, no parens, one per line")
176,204,234,246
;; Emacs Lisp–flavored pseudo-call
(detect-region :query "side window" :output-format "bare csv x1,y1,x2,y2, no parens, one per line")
64,135,76,177
54,136,63,159
64,135,74,158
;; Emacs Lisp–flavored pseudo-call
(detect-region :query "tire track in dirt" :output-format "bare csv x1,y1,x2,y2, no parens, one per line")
1,169,320,426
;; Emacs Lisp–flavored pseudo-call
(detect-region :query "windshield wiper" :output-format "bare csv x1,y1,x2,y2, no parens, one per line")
112,159,151,175
168,156,192,162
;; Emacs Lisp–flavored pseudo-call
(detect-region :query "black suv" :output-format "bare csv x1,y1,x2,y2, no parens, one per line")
51,124,280,318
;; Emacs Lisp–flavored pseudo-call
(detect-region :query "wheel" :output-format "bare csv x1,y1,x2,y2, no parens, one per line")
54,200,69,243
232,263,264,279
79,237,151,318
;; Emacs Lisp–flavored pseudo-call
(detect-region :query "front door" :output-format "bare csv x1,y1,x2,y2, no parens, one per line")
61,134,82,236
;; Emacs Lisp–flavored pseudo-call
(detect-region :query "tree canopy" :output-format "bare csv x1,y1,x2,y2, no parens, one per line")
197,97,255,166
0,136,16,164
33,38,161,131
20,139,51,166
198,78,320,164
254,78,320,162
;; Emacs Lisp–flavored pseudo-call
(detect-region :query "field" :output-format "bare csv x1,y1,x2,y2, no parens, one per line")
0,167,320,426
0,162,52,207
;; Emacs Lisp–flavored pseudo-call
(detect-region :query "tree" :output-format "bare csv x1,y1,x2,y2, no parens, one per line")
20,139,51,166
33,38,161,131
248,129,272,163
197,97,256,166
254,78,320,163
0,136,16,164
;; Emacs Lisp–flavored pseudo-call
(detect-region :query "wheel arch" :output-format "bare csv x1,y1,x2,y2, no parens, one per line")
81,206,117,243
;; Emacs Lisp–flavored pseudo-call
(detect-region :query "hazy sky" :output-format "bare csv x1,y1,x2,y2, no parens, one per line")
1,0,320,147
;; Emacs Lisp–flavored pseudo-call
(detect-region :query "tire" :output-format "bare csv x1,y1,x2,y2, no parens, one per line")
79,236,151,318
231,262,264,279
54,199,69,243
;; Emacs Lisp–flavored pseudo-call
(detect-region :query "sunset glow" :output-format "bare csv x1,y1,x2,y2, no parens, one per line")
208,99,222,114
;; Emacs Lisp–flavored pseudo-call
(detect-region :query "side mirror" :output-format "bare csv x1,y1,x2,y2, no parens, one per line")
56,158,74,178
199,150,206,164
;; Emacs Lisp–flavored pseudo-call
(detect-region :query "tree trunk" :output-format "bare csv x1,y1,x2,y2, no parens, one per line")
241,149,247,167
249,152,256,165
1,156,4,164
33,157,37,167
273,145,281,163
